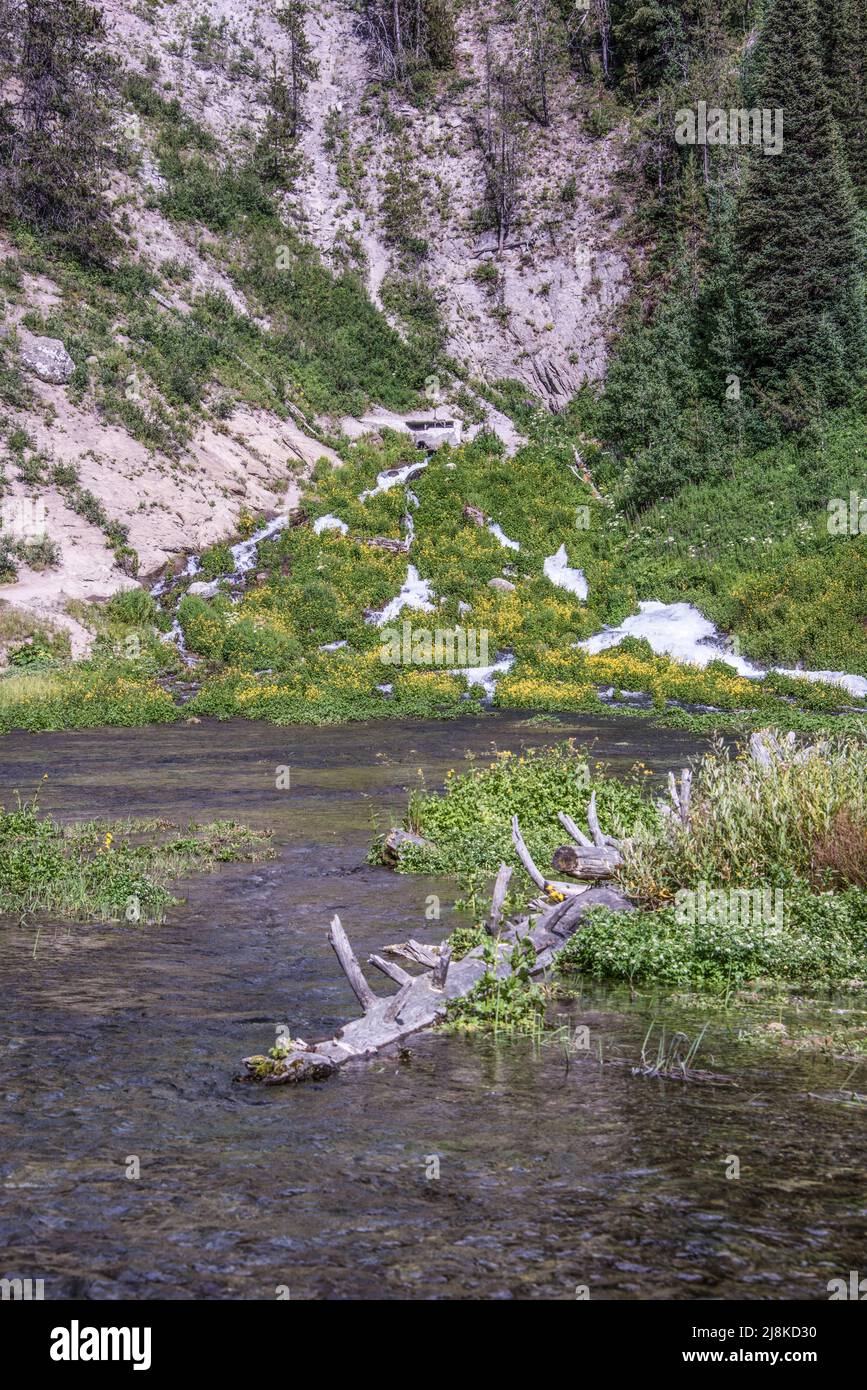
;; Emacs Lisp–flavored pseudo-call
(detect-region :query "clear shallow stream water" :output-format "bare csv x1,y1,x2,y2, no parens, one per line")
1,712,864,1300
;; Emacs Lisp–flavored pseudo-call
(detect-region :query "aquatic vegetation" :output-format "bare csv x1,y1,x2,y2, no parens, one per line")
556,885,867,992
373,742,653,879
619,734,867,903
0,794,274,924
554,734,867,992
442,937,547,1037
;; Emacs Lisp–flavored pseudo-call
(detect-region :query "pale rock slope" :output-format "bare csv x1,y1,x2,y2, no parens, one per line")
1,0,627,655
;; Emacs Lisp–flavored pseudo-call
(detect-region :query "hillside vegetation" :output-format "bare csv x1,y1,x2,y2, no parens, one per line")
0,0,864,734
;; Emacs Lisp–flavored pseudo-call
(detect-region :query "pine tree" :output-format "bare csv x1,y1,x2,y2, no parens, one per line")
258,57,303,187
277,0,318,140
0,0,117,264
818,0,867,207
736,0,867,407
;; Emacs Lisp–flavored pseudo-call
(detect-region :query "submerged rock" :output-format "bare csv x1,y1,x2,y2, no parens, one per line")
381,828,435,865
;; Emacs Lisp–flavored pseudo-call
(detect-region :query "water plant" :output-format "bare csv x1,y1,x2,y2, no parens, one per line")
0,792,274,924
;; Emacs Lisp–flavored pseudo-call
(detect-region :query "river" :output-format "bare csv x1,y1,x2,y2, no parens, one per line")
1,712,864,1299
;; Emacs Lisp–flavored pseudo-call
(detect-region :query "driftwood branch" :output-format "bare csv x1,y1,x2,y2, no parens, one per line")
329,915,377,1012
244,793,640,1086
511,815,581,896
488,862,512,934
384,979,414,1023
382,938,439,968
666,769,693,828
511,813,546,888
368,953,413,986
245,885,632,1086
431,944,452,991
557,811,593,848
586,790,606,849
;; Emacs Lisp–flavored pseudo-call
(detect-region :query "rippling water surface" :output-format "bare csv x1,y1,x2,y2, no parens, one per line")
1,713,864,1299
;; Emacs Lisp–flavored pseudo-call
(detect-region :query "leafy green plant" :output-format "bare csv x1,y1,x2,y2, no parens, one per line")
442,936,547,1036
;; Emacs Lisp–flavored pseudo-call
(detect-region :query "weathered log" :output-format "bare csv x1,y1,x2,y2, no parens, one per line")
247,925,532,1085
245,883,637,1086
511,815,581,897
244,880,635,1085
244,792,641,1086
487,862,512,934
431,944,452,990
381,827,434,865
368,953,413,986
384,978,414,1023
362,536,411,554
551,843,621,880
328,915,377,1013
382,938,439,968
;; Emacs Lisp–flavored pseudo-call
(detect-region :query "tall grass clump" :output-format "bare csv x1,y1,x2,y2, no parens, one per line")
620,733,867,903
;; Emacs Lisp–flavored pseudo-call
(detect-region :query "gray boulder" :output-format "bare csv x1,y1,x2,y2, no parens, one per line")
22,336,75,384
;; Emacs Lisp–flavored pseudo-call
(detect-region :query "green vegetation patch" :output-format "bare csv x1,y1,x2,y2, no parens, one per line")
0,793,274,924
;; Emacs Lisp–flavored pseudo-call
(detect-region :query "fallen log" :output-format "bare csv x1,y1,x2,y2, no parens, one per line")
242,877,635,1086
362,536,411,554
551,843,621,880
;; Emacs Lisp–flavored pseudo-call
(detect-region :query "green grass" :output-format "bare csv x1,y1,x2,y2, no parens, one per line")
557,884,867,992
0,793,273,924
0,664,179,733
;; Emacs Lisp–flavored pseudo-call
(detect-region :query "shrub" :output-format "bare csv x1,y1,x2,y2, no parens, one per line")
105,588,158,626
619,733,867,903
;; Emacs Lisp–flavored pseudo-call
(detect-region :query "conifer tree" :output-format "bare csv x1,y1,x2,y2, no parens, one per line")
819,0,867,207
0,0,117,264
277,0,319,141
736,0,866,407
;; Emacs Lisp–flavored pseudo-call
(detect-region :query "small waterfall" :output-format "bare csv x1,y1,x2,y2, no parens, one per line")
153,514,290,664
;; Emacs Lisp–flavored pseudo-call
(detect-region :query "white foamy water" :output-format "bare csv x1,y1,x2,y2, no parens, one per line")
153,514,290,645
488,521,520,551
543,544,588,600
230,514,287,575
359,460,428,501
369,565,436,627
579,600,867,700
313,514,349,535
451,653,516,701
774,667,867,700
